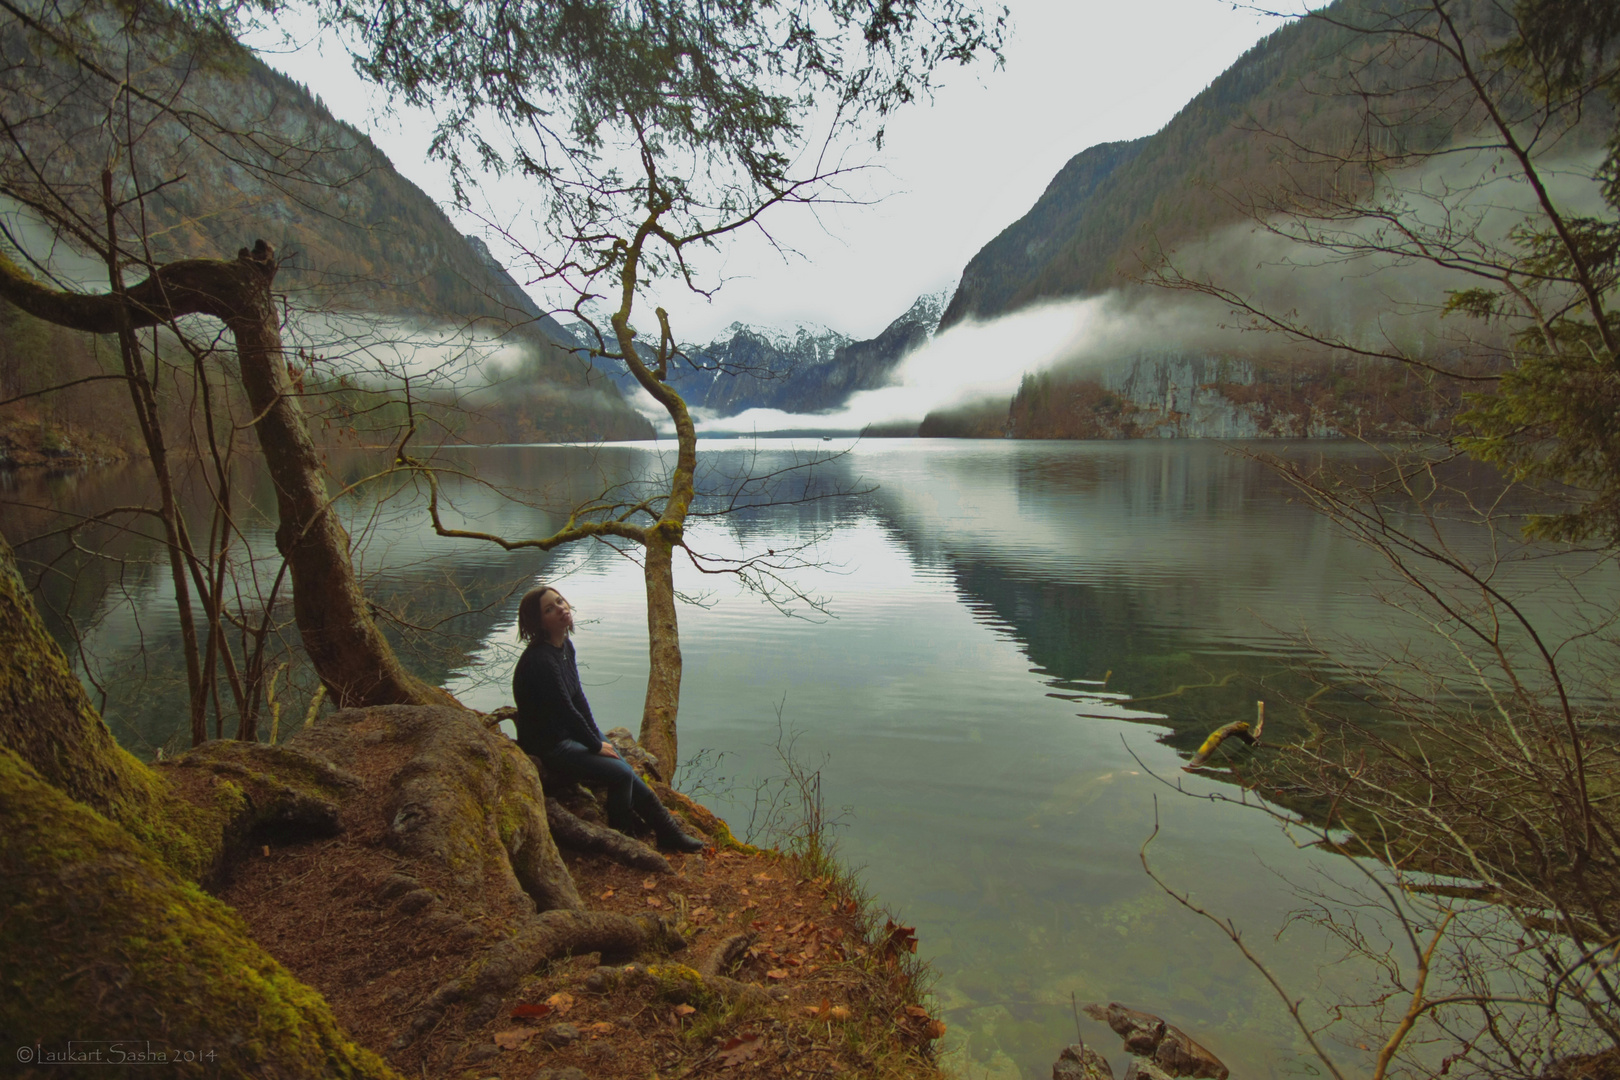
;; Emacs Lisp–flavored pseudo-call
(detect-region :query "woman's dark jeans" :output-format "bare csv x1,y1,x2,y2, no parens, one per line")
540,739,662,831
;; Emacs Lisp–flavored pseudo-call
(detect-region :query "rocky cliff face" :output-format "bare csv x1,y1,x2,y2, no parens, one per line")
999,351,1462,439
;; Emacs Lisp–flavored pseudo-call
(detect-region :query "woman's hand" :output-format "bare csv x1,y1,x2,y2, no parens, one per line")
599,741,621,758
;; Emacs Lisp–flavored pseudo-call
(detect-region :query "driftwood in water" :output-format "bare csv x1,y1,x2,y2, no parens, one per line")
1183,702,1267,771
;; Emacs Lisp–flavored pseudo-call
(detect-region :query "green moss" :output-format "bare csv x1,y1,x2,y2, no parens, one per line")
1,749,400,1079
706,817,757,854
125,774,250,882
646,963,719,1009
496,795,527,849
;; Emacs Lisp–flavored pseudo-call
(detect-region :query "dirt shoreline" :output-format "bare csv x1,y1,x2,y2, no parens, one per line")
223,801,952,1080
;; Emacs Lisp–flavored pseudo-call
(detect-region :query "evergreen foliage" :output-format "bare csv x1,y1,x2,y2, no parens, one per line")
1448,0,1620,543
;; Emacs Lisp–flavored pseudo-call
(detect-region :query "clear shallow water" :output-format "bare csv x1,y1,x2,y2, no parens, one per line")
6,439,1608,1078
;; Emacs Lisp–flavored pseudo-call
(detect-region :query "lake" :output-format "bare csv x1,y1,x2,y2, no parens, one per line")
4,438,1601,1078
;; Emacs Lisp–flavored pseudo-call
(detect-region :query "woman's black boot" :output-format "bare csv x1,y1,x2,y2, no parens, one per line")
637,794,707,852
654,816,708,853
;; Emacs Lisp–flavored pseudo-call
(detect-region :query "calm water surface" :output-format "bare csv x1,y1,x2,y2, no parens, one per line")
7,439,1605,1079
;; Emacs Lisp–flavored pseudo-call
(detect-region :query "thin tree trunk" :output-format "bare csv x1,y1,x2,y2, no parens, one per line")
640,530,682,777
100,170,210,744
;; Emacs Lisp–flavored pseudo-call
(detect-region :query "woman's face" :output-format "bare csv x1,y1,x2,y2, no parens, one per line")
538,589,573,642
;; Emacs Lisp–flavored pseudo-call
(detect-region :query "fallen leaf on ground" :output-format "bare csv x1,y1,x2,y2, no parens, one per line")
642,877,658,890
904,1005,929,1019
925,1020,948,1040
827,1006,852,1022
598,888,615,900
673,1004,697,1017
717,1033,764,1067
587,1022,615,1035
765,968,789,980
510,1003,552,1019
646,896,663,908
545,992,574,1016
493,1029,536,1050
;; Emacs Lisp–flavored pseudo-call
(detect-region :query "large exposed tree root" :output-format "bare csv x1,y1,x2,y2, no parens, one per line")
699,931,758,977
402,909,686,1045
213,704,691,1057
545,796,672,873
288,703,582,913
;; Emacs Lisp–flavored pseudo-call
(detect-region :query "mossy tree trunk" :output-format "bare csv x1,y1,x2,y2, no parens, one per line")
0,750,403,1080
0,240,451,711
0,532,165,824
1,534,684,1069
0,532,403,1077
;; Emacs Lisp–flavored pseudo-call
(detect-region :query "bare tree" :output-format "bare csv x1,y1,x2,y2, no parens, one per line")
325,0,1008,772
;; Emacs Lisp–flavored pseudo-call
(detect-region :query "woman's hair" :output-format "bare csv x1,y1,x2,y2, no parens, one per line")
517,585,567,643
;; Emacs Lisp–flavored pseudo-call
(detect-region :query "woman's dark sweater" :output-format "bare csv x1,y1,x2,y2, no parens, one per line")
512,638,605,757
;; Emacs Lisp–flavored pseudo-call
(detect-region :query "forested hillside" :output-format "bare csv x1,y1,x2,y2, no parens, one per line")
0,4,651,453
938,0,1535,329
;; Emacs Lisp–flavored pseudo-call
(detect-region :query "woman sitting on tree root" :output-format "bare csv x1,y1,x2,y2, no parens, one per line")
512,585,706,853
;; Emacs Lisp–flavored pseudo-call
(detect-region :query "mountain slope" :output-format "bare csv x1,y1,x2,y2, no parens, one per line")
938,0,1535,329
0,4,651,442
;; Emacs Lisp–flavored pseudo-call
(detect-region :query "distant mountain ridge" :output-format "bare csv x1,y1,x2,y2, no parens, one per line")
585,291,948,417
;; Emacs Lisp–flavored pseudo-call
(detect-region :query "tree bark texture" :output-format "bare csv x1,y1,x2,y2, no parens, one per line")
287,704,581,914
0,241,453,710
0,532,168,822
640,529,683,778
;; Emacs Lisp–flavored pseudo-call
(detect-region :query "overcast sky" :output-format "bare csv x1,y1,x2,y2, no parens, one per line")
249,3,1291,344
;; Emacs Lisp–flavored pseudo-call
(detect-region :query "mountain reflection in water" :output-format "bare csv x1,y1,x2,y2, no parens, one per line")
6,439,1606,1079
